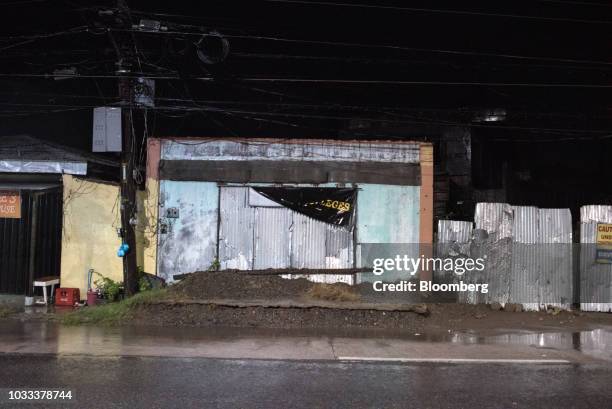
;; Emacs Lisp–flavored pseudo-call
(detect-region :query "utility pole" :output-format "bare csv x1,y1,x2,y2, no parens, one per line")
115,0,138,296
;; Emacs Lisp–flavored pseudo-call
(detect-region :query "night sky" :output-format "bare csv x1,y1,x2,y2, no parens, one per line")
0,0,609,148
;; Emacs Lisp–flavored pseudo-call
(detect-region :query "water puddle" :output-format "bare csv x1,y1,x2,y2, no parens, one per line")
0,321,610,362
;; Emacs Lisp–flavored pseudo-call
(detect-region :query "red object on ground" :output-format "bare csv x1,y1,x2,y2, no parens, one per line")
55,288,80,306
86,290,97,306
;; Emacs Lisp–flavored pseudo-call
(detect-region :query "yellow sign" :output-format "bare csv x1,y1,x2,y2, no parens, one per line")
597,224,612,245
0,191,21,219
596,223,612,263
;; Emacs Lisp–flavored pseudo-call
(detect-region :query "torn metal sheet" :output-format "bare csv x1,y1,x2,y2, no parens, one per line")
474,202,513,240
468,203,573,311
438,220,473,244
436,220,473,283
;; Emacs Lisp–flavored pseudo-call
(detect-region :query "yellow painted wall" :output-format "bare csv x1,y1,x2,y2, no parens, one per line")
60,175,124,296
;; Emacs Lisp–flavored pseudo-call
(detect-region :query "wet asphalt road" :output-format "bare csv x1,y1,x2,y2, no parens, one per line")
0,355,611,409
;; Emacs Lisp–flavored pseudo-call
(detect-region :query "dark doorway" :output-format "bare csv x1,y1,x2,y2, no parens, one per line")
0,187,63,295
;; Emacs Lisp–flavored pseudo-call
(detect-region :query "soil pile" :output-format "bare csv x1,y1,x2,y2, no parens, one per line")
170,271,315,300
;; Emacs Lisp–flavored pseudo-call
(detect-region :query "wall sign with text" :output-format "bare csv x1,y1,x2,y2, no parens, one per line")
0,191,21,219
596,223,612,263
251,187,356,227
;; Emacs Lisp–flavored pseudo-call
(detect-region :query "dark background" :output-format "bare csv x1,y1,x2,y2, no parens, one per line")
0,0,610,221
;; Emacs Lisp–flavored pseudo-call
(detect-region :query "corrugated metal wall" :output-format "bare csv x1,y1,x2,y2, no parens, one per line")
580,205,612,312
436,220,473,283
218,187,253,270
438,220,473,244
472,203,572,310
218,186,354,284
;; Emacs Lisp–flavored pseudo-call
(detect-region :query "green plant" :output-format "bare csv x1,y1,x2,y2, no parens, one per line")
61,288,169,326
94,273,123,302
137,266,152,292
208,259,220,271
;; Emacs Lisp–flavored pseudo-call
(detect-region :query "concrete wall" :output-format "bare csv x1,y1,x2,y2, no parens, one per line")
157,180,219,282
60,175,124,296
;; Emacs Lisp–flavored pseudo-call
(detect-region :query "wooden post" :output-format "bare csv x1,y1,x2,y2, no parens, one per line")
116,0,138,296
26,193,39,298
419,143,434,284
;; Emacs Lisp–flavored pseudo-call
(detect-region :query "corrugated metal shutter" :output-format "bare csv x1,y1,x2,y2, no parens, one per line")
0,187,62,294
218,186,354,282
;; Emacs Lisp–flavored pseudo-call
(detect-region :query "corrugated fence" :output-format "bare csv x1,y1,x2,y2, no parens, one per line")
580,205,612,312
442,203,573,311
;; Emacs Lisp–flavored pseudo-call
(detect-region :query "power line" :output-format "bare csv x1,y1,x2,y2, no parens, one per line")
116,28,612,67
230,51,612,72
155,105,612,134
1,72,611,88
537,0,612,7
1,101,607,135
0,92,608,121
237,78,612,88
263,0,612,24
0,26,90,52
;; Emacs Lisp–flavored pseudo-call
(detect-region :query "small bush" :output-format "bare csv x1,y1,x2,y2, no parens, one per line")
94,274,124,301
61,288,168,326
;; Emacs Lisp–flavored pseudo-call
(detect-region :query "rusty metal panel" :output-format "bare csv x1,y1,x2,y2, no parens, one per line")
580,205,612,312
219,187,254,270
161,139,420,164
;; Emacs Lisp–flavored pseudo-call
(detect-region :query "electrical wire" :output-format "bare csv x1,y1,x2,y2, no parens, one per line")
0,72,611,88
262,0,612,24
112,28,612,67
0,100,607,135
229,51,612,72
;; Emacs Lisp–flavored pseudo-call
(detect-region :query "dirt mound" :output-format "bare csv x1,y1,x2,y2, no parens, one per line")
171,271,314,300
